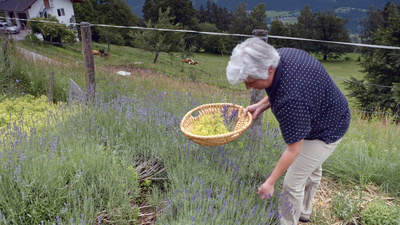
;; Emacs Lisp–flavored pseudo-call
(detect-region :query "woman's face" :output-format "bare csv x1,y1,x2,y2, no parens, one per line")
243,67,276,90
244,77,270,90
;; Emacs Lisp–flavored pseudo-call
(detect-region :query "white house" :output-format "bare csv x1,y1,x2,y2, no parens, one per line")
0,0,84,28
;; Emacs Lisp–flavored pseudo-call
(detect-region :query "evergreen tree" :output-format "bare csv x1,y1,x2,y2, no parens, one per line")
269,20,288,48
142,0,198,29
295,5,315,51
229,3,247,38
345,4,400,116
245,3,268,34
360,5,384,45
312,10,352,60
198,5,207,23
215,7,232,31
198,1,231,32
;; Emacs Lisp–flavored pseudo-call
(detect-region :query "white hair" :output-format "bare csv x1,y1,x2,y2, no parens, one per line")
226,38,280,85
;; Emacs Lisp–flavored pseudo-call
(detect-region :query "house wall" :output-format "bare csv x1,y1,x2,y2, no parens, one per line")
22,0,75,26
27,0,45,19
45,0,75,25
1,0,76,28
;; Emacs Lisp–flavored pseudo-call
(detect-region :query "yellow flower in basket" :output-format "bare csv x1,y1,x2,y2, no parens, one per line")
180,103,253,147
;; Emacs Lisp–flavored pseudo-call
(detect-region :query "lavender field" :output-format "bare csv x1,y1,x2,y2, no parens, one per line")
0,79,294,224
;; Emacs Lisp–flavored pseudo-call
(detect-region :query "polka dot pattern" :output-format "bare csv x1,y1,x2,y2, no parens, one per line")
266,48,350,144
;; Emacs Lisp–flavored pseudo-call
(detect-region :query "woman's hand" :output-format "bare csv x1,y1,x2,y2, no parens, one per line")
257,181,274,199
244,100,270,120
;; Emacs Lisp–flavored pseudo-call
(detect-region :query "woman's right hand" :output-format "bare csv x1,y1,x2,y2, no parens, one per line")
244,101,269,120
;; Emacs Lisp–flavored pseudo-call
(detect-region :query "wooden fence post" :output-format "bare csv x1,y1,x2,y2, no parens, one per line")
80,22,96,101
48,72,54,102
249,29,269,137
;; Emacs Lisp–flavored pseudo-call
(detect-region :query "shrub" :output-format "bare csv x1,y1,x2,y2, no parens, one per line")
0,94,58,131
28,16,76,45
332,190,361,223
361,200,400,225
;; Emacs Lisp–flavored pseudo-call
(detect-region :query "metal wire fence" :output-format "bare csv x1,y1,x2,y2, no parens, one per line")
4,18,400,159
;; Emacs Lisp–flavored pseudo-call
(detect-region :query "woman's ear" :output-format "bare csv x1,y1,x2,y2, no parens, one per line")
268,66,276,77
268,66,274,75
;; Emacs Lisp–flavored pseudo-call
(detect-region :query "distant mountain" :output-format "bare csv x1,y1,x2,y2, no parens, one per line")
127,0,144,17
126,0,394,34
127,0,391,17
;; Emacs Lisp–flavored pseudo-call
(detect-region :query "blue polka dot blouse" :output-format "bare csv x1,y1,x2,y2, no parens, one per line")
265,48,351,144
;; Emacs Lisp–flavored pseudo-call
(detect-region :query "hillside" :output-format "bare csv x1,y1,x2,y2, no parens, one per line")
128,0,391,16
127,0,393,34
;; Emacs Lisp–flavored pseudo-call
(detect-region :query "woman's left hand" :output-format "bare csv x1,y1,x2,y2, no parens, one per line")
257,181,274,199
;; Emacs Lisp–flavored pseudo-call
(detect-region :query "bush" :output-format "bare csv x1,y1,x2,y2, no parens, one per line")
28,16,76,45
361,200,400,225
0,95,58,131
332,190,361,222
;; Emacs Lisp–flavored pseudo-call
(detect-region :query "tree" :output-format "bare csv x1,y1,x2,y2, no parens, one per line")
345,4,400,115
143,0,198,29
295,5,315,51
245,3,268,34
98,27,124,52
360,5,384,45
229,3,247,35
73,0,138,43
197,1,231,31
198,4,207,23
197,22,233,54
269,20,289,48
312,10,352,60
28,16,76,44
131,7,185,63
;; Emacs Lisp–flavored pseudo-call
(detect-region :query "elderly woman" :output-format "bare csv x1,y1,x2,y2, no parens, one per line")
226,38,350,224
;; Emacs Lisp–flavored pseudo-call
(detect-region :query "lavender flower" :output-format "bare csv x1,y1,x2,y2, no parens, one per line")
220,105,239,132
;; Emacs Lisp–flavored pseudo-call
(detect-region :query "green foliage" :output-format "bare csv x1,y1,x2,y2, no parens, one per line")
143,0,198,29
229,3,248,35
0,37,16,94
98,27,124,52
73,0,139,43
198,0,232,31
312,10,353,60
0,95,58,130
269,20,289,48
197,23,233,54
345,3,400,116
331,189,362,223
324,110,400,195
28,16,76,44
361,200,400,225
0,102,141,224
130,7,185,63
245,3,268,34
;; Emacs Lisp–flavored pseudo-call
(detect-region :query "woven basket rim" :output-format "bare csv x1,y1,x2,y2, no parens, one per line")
180,103,253,139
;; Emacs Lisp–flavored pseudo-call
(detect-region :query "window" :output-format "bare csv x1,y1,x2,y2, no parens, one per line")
57,8,65,17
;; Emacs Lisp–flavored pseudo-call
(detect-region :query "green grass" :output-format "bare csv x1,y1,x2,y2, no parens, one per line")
18,40,365,95
314,53,364,95
266,10,300,18
4,38,400,224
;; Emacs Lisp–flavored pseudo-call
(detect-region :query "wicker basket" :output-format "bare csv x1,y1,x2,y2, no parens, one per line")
180,103,253,147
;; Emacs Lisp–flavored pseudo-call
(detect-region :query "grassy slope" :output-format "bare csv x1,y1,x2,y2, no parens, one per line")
15,40,400,224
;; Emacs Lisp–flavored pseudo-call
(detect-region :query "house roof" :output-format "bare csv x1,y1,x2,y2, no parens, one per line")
0,0,37,12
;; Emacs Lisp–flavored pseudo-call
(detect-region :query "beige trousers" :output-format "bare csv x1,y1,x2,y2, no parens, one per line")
279,138,342,225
